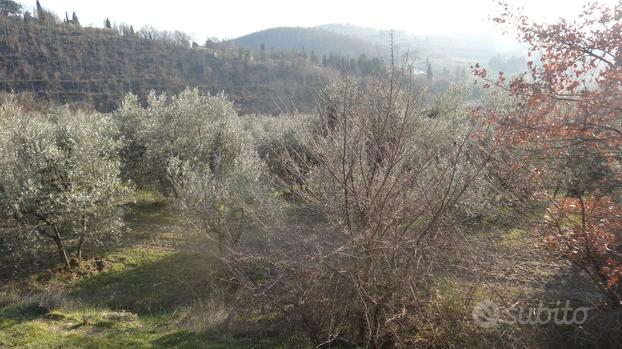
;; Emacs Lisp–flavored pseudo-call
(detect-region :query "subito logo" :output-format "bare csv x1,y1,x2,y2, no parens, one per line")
472,300,500,328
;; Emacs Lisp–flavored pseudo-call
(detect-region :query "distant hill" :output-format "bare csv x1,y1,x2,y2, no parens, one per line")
315,24,394,46
233,27,385,58
233,23,525,76
0,2,525,116
317,24,525,71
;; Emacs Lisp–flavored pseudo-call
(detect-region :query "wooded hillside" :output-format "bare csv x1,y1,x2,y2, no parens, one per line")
0,12,336,114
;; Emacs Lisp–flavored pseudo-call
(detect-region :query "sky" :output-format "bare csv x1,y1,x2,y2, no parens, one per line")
18,0,619,42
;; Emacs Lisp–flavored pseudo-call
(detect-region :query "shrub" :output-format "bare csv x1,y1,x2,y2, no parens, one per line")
240,113,319,193
114,89,242,196
0,105,131,269
235,70,487,347
116,88,271,259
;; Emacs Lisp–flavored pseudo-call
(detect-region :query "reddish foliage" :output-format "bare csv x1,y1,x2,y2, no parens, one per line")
477,1,622,155
543,195,622,300
479,1,622,304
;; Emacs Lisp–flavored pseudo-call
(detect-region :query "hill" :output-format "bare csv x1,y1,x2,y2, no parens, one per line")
317,23,526,73
0,15,339,114
232,26,385,58
316,23,394,45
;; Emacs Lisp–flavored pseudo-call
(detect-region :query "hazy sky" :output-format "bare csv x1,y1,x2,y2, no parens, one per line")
18,0,618,42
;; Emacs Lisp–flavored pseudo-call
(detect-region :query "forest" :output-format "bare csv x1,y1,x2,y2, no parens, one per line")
0,0,621,348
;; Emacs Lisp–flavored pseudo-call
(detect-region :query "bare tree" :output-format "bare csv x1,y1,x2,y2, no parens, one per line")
232,62,488,347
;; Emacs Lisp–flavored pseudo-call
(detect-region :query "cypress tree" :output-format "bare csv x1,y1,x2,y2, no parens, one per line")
35,0,45,21
426,63,433,83
71,11,80,25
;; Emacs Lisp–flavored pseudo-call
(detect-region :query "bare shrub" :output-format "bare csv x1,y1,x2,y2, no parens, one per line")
240,113,319,193
231,64,488,347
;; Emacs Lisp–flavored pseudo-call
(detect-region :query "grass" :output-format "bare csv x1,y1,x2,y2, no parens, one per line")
3,190,601,348
0,247,256,348
0,193,311,348
0,304,252,348
499,228,530,248
0,246,299,348
72,249,222,314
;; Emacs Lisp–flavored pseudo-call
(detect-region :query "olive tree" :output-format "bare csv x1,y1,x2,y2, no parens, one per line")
115,89,242,196
115,89,269,258
0,106,131,269
169,142,268,258
240,113,319,193
168,100,270,259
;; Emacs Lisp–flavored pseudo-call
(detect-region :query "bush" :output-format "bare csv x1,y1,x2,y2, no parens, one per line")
240,113,319,195
233,71,488,347
115,88,271,259
0,104,131,269
114,89,242,196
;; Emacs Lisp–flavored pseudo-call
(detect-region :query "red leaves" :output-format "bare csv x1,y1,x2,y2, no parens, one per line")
492,15,506,24
498,72,506,83
478,0,622,303
478,0,622,155
545,196,622,292
471,63,489,79
603,260,622,289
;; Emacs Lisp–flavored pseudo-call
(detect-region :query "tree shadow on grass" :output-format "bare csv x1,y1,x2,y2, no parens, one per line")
152,330,254,349
0,302,47,328
0,202,184,283
71,252,225,315
531,264,621,348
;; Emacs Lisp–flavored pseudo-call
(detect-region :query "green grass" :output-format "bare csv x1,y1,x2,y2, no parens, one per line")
498,228,530,248
0,246,293,348
2,190,605,348
0,304,253,348
72,249,223,314
0,196,310,348
133,190,170,207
